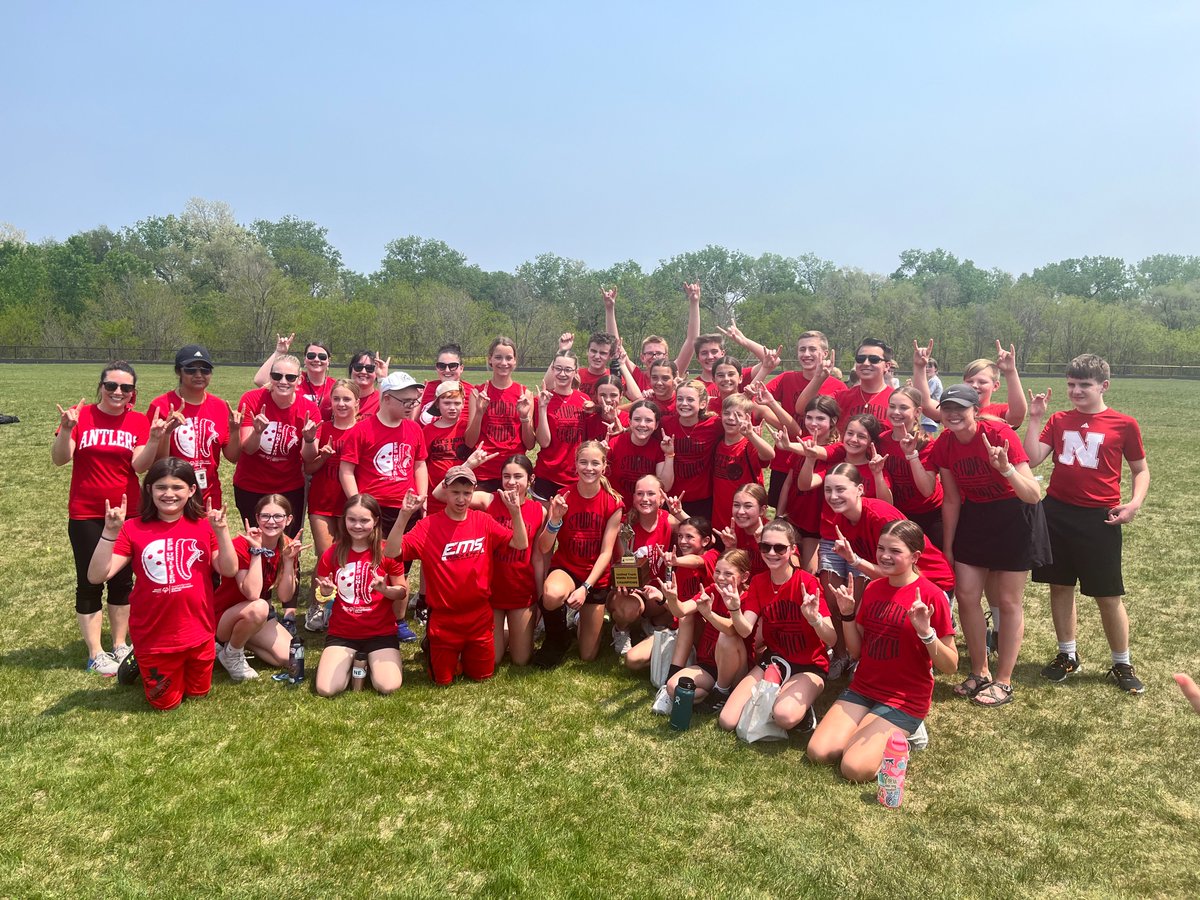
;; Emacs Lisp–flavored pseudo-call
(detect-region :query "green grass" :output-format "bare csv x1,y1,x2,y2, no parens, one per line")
2,364,1199,899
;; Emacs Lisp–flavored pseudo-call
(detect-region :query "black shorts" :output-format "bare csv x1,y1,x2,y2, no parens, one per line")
758,655,827,683
681,496,713,525
906,507,945,551
325,633,400,654
953,497,1052,573
767,469,788,510
530,476,565,503
561,571,609,605
694,660,719,681
379,505,422,538
1032,496,1124,597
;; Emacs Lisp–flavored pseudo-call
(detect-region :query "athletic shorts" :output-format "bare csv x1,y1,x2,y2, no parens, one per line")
839,687,923,734
139,640,215,711
953,497,1052,573
530,477,566,503
1032,496,1124,597
905,507,945,551
818,539,865,580
379,506,422,539
758,655,828,683
560,570,610,605
767,469,787,510
325,633,401,654
427,622,494,685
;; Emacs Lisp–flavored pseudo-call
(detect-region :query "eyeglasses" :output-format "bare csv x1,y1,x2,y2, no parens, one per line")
758,542,791,556
552,366,576,375
306,352,329,361
386,395,421,407
101,381,134,393
270,371,299,383
352,363,376,373
435,361,461,371
855,354,885,365
258,513,288,522
181,365,212,375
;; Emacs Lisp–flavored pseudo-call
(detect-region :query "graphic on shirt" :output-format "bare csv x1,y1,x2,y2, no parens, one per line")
372,441,415,480
77,428,138,451
259,421,299,459
140,538,203,585
441,537,486,561
335,562,378,609
1057,430,1104,469
174,417,218,460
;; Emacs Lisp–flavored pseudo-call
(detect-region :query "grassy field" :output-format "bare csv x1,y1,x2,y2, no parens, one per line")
1,363,1198,899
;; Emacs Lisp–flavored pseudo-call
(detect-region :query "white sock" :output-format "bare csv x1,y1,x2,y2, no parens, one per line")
1058,640,1077,656
1111,649,1131,666
989,607,1000,630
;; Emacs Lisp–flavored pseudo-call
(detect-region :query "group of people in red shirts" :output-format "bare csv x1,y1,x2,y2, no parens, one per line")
54,283,1151,782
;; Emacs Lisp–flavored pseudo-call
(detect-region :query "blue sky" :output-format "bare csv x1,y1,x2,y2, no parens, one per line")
5,2,1198,278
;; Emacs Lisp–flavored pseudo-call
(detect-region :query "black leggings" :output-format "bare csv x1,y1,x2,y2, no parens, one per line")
234,485,306,538
68,518,132,614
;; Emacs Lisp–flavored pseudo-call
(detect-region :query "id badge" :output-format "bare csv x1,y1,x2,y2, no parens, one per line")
196,469,208,490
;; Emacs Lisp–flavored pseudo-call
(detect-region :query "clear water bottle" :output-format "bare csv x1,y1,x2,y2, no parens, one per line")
877,729,910,808
351,652,368,692
669,676,696,730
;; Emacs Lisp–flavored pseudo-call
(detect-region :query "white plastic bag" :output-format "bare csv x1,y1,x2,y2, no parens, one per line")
735,677,789,743
649,628,677,689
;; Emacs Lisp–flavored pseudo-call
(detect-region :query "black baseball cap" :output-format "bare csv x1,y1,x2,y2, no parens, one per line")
175,345,214,368
939,384,980,408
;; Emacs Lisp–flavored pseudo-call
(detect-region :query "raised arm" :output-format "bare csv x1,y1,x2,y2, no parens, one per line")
1023,387,1054,467
673,282,702,373
253,333,295,388
995,341,1028,427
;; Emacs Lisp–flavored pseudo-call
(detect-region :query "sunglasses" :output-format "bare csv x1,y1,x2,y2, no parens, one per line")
101,381,135,393
352,363,376,373
181,365,212,375
855,354,885,365
258,513,288,522
270,371,299,383
306,352,329,361
435,361,461,371
758,542,791,556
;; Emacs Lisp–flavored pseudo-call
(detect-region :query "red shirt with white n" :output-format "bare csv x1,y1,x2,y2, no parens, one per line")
114,517,218,654
533,390,590,487
318,546,406,640
65,404,150,520
423,418,469,516
341,415,428,507
307,421,354,518
401,509,512,629
766,370,840,473
550,486,623,586
848,574,954,719
488,496,544,610
743,567,828,671
234,388,320,493
212,534,293,618
608,433,665,509
927,418,1028,503
711,438,765,532
473,382,527,481
147,392,231,507
661,415,722,501
833,383,893,421
1040,408,1145,508
831,498,955,593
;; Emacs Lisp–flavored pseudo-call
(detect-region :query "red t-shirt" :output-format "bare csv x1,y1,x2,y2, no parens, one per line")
318,546,406,639
849,575,954,718
301,374,334,418
766,370,840,472
549,486,623,585
630,509,673,583
695,588,753,668
581,409,630,444
631,366,651,392
234,389,321,493
981,401,1011,423
782,439,832,534
401,509,511,629
661,415,722,501
811,445,888,540
834,383,893,422
732,521,769,579
608,433,665,508
533,390,590,486
711,438,765,532
212,534,293,618
422,418,470,515
877,431,943,516
675,548,718,604
307,421,354,517
488,496,544,610
473,382,528,481
114,516,218,654
65,405,150,520
647,392,677,416
341,415,428,507
744,568,828,670
147,392,232,507
577,368,608,400
927,418,1028,504
1040,408,1145,508
832,498,955,593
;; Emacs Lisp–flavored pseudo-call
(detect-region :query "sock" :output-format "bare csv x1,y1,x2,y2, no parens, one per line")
542,604,569,644
989,607,1000,631
1111,649,1131,666
667,663,683,679
1058,640,1077,657
712,684,731,696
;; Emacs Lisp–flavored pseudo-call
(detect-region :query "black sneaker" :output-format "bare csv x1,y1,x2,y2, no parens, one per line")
1041,652,1082,684
706,687,731,713
799,706,817,734
117,648,141,685
1106,663,1145,694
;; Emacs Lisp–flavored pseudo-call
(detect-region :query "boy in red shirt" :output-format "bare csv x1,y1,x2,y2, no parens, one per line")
386,466,529,685
1024,354,1150,694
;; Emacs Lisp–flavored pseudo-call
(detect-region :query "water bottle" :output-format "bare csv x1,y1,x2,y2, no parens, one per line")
669,676,696,730
288,636,305,683
877,729,910,808
351,651,368,692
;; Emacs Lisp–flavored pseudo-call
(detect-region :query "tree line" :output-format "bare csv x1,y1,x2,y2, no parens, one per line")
2,198,1199,370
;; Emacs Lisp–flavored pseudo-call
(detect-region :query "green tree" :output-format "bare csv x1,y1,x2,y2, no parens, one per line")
250,215,344,297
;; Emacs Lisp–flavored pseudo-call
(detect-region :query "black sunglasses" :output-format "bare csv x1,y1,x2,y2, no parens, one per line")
270,371,299,383
101,381,135,393
855,354,885,365
435,361,461,371
181,365,212,375
306,352,329,361
758,541,791,556
352,363,376,373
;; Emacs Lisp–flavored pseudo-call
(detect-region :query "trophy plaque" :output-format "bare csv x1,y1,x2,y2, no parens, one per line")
611,518,648,589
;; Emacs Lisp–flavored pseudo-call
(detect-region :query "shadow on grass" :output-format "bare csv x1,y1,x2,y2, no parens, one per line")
2,643,89,672
40,684,149,716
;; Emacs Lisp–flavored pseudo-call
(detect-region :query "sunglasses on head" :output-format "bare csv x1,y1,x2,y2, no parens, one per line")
270,371,299,383
855,353,885,365
101,381,134,393
435,361,461,371
306,352,329,361
352,363,376,373
758,541,791,556
181,365,212,375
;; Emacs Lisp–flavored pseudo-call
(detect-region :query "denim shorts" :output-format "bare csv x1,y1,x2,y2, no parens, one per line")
839,687,923,734
818,539,865,580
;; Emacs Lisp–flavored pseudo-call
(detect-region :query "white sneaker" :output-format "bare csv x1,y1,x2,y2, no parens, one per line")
218,644,259,682
908,722,929,752
86,651,120,677
611,628,632,657
112,644,133,664
304,603,328,633
565,608,580,631
651,685,672,715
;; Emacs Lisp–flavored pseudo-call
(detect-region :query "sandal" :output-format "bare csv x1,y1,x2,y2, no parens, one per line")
954,673,992,698
972,681,1014,708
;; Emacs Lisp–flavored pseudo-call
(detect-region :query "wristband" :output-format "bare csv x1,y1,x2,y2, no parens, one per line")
546,520,563,533
726,603,741,612
665,454,675,459
99,534,116,542
919,631,937,644
1000,465,1016,478
304,437,316,444
906,451,919,461
841,613,856,622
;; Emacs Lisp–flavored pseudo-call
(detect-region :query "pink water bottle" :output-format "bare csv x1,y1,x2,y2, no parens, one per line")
877,729,909,808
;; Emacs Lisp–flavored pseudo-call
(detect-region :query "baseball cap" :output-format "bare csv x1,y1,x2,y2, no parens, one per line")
435,380,463,397
175,345,214,368
939,384,980,408
443,465,477,485
379,372,418,393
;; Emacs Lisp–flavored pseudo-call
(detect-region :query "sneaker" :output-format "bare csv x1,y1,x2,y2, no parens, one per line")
651,685,672,715
1041,652,1082,684
564,607,580,631
827,655,857,680
217,644,259,682
304,603,328,632
86,651,119,677
799,705,818,734
907,721,929,751
1106,663,1146,695
706,687,731,713
117,648,140,685
611,628,632,657
411,595,430,626
397,621,419,643
112,644,133,664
